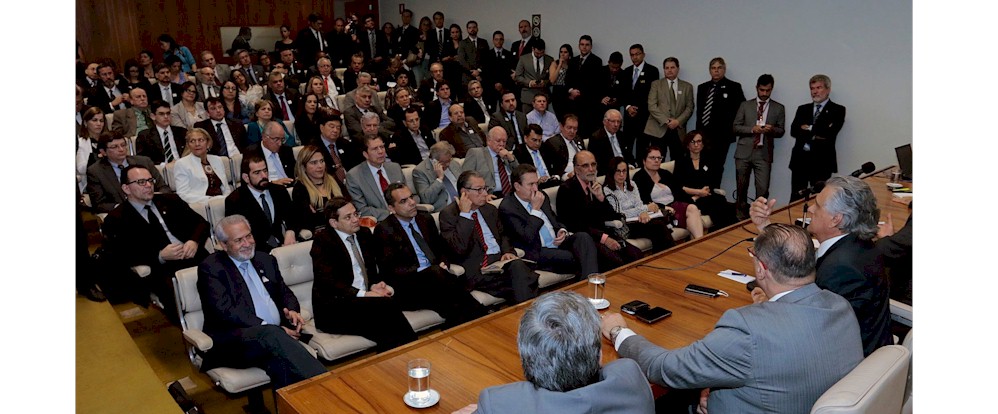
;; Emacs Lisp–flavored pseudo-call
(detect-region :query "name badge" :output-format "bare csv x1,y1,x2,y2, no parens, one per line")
677,90,683,95
338,148,345,154
640,80,645,84
723,93,728,98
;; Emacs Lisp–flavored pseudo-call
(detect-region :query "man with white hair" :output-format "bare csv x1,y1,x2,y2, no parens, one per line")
343,85,395,139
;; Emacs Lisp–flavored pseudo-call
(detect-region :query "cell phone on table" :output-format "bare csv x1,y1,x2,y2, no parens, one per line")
634,306,672,323
621,300,650,315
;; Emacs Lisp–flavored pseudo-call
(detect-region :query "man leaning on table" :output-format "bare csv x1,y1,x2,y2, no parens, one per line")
600,224,863,413
453,291,655,414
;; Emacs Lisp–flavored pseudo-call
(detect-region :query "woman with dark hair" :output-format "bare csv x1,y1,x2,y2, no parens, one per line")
157,33,196,73
231,68,263,109
275,25,295,52
121,59,152,92
294,92,323,143
549,44,573,117
292,145,347,232
77,107,107,192
171,81,208,130
414,16,432,83
603,157,675,252
246,100,295,146
166,55,188,84
440,24,464,94
633,146,705,239
221,80,250,124
382,22,397,57
673,130,738,229
138,50,156,79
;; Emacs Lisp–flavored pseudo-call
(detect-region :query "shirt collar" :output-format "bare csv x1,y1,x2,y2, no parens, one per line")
816,233,848,258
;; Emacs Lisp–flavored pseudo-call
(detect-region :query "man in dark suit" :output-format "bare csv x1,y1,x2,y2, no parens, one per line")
540,115,585,179
343,85,394,140
438,104,486,158
513,124,560,189
481,31,516,107
564,35,603,136
197,215,326,387
439,171,539,304
789,74,847,201
750,176,892,356
277,49,308,91
621,44,659,150
195,98,248,157
595,52,628,120
732,74,785,217
343,54,366,93
264,72,300,122
500,164,597,279
421,81,455,131
488,91,529,150
696,57,746,187
376,184,487,326
328,17,355,68
88,61,131,113
149,64,183,105
101,165,209,309
395,9,420,60
245,121,297,186
556,151,643,272
224,153,300,253
588,109,635,176
135,100,187,164
357,14,390,72
87,133,171,214
423,12,448,65
194,67,222,103
234,49,267,86
310,197,418,352
313,114,360,182
295,13,329,68
510,20,536,59
514,39,553,113
417,62,446,104
389,107,435,165
463,80,495,125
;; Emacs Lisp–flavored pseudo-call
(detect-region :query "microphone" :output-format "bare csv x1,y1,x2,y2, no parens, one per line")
796,181,825,197
850,162,876,178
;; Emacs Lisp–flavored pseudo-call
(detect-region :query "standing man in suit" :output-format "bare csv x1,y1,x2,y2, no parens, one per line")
295,13,328,68
513,124,559,189
644,57,694,161
111,87,153,136
750,176,892,356
488,91,529,150
596,52,627,121
462,127,519,198
510,20,535,59
412,142,462,211
481,31,515,107
622,44,659,152
357,14,389,72
376,183,487,326
89,61,131,113
500,164,598,279
389,107,435,165
101,165,210,310
540,115,585,179
514,39,553,113
135,100,187,165
696,57,746,187
588,109,634,176
150,64,183,105
396,9,420,62
195,97,247,157
310,197,419,352
244,121,296,187
439,104,486,157
225,154,299,253
462,80,494,125
87,132,171,214
199,50,230,84
278,49,308,91
424,12,448,66
789,74,846,201
197,215,326,388
457,20,489,84
732,74,785,218
346,135,404,221
455,292,655,414
438,170,539,304
601,223,864,413
314,114,359,182
264,72,300,122
565,35,603,136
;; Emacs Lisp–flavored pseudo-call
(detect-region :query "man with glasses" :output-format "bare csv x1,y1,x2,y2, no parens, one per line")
439,170,539,304
461,127,519,198
87,132,171,213
556,150,642,271
600,223,863,413
245,121,296,187
135,100,187,164
101,164,210,311
199,50,231,84
588,109,635,176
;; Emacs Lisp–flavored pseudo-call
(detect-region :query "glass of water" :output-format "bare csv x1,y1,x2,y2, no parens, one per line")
588,273,606,306
407,358,431,406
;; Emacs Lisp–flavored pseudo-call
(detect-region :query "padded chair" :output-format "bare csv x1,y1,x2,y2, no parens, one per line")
400,165,435,212
283,120,299,146
428,211,507,307
810,345,911,414
334,68,346,83
376,92,388,113
900,330,913,414
225,154,241,188
292,145,303,162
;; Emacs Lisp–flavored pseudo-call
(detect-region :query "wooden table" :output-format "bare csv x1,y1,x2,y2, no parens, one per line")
277,170,909,413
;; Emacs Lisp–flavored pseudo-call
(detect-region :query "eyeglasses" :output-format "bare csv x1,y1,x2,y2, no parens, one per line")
222,86,237,91
464,186,492,194
106,143,128,150
126,178,157,186
747,246,767,271
614,169,629,174
690,139,703,145
575,162,598,169
646,156,664,161
184,89,197,94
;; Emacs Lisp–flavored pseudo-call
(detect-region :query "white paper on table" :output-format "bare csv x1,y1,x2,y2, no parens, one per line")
625,211,664,223
718,269,755,284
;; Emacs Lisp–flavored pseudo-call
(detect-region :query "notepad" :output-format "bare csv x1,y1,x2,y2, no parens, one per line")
717,269,755,284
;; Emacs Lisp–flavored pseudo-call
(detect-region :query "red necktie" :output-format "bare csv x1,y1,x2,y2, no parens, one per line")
280,96,291,119
497,154,511,195
377,169,389,192
471,211,488,267
753,100,766,147
518,41,525,56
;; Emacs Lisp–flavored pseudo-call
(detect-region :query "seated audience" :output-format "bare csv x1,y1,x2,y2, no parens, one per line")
603,156,675,253
136,99,187,164
247,100,296,147
525,93,559,140
346,135,405,221
438,103,486,157
111,88,153,136
421,80,454,130
673,130,738,229
246,121,298,187
488,91,529,150
412,141,462,212
343,85,395,139
588,109,635,176
194,97,247,157
264,72,300,122
386,87,422,127
633,146,704,239
462,127,519,198
174,128,232,204
87,132,170,214
513,124,560,189
462,80,494,125
220,80,251,124
170,81,208,130
224,153,300,253
313,113,360,182
540,114,585,178
292,145,347,232
389,107,435,165
294,92,323,144
78,107,106,192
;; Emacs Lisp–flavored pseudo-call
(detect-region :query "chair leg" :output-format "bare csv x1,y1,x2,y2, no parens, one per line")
246,389,269,414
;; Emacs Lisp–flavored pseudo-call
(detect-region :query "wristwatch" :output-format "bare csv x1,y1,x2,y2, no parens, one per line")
609,325,624,344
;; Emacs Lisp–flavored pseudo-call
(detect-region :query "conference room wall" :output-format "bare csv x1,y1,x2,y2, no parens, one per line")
380,0,912,203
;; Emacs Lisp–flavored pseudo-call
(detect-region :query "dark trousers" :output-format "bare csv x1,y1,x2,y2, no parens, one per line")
536,232,600,278
469,254,539,304
594,233,644,272
315,296,418,352
628,217,675,253
205,325,326,388
390,266,487,327
648,129,683,162
704,137,733,189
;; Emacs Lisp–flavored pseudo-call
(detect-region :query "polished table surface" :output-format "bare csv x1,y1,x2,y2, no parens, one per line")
277,170,910,414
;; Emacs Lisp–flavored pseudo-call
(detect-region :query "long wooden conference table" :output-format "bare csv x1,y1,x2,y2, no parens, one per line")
277,170,911,413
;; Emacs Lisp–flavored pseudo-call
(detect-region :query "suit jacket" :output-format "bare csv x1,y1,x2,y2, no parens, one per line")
86,155,171,213
438,201,516,285
644,77,694,138
513,145,557,180
111,107,152,137
556,176,622,239
224,184,299,252
313,136,362,176
101,193,210,269
198,251,300,367
789,100,846,174
732,98,787,163
174,154,232,204
462,147,519,191
357,29,390,64
498,192,566,262
421,98,453,131
588,127,635,176
389,125,435,166
194,117,249,156
374,212,448,281
341,87,384,114
438,120,486,158
462,96,495,126
310,226,381,301
457,37,490,73
621,63,659,119
395,24,420,57
475,359,655,414
265,89,301,121
417,78,441,104
150,82,183,105
246,143,297,182
481,47,516,96
345,161,405,221
619,283,864,414
195,82,222,103
696,77,746,146
565,53,604,105
88,82,131,113
510,37,536,59
295,28,329,67
424,26,448,63
342,69,362,93
488,110,529,150
816,233,893,356
236,64,268,86
596,65,629,114
514,53,554,108
411,157,462,211
136,125,188,164
343,105,395,139
540,133,586,178
213,63,233,84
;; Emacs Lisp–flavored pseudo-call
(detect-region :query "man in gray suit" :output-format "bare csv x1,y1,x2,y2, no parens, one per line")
87,132,171,213
343,85,394,139
732,74,785,218
514,39,553,113
412,141,462,211
199,50,231,84
461,127,519,198
601,223,863,413
346,135,404,221
643,57,694,161
111,87,152,137
453,292,654,414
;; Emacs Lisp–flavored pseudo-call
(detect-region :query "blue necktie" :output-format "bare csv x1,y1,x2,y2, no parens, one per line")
238,262,280,325
531,150,548,177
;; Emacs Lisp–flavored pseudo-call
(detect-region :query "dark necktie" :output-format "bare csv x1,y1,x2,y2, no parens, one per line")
377,169,390,192
813,104,822,124
703,84,716,126
161,129,174,162
215,122,228,156
347,234,369,287
247,67,257,85
143,205,170,246
535,57,541,75
754,100,766,147
497,154,511,195
409,222,436,264
316,30,324,52
260,193,273,224
280,96,291,120
437,29,444,56
328,144,346,182
471,211,488,267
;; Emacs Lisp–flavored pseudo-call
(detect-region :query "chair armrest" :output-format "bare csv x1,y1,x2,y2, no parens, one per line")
890,299,912,327
604,220,624,229
183,329,214,352
299,229,313,241
446,264,465,276
712,189,727,196
514,248,525,257
416,203,434,212
131,265,152,278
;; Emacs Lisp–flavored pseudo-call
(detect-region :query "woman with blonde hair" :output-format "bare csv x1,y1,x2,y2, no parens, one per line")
292,145,347,231
173,128,231,204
